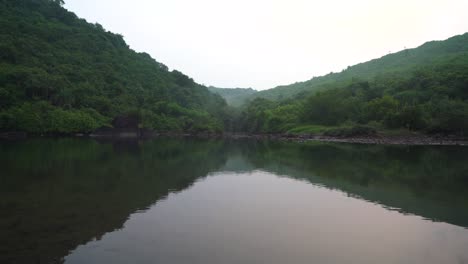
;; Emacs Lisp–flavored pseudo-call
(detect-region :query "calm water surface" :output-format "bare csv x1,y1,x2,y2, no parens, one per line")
1,138,468,264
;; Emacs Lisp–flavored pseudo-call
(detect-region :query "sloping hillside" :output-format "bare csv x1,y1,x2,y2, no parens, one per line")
254,33,468,101
239,33,468,135
0,0,228,134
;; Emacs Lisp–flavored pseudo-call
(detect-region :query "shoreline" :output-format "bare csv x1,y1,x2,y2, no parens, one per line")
298,135,468,146
223,133,468,146
1,131,468,146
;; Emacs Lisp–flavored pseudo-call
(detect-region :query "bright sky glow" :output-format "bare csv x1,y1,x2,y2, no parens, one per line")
65,0,468,90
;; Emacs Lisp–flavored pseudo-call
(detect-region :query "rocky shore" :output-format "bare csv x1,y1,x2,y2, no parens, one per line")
300,135,468,146
2,130,468,146
224,133,468,146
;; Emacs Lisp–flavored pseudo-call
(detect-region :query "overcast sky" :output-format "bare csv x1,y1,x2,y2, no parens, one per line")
64,0,468,90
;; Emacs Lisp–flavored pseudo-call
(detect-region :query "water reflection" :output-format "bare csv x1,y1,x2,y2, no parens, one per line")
0,138,226,264
1,138,467,264
238,141,468,227
67,171,468,264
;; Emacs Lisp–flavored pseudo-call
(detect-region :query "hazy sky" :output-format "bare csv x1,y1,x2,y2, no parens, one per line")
64,0,468,90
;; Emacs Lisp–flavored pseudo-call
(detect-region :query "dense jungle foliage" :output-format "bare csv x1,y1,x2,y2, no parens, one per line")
238,34,468,136
0,0,467,136
0,0,228,134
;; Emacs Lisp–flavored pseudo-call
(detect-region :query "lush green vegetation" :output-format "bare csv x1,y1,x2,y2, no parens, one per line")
238,33,468,136
0,0,228,134
253,33,468,101
1,0,467,136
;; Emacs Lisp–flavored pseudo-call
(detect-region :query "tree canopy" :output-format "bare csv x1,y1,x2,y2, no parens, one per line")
237,33,468,136
1,0,467,136
0,0,228,134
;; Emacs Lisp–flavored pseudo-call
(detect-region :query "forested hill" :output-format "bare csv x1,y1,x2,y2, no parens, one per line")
254,33,468,101
0,0,228,134
239,33,468,135
207,87,257,107
0,0,467,137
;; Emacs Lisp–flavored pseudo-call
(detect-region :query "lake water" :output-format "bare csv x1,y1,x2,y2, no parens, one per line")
1,138,468,264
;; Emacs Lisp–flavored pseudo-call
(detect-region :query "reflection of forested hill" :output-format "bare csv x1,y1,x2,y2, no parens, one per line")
238,141,468,228
0,138,226,264
1,138,468,264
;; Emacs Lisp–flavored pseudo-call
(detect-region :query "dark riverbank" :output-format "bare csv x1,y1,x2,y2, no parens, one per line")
2,130,468,146
223,133,468,146
297,134,468,146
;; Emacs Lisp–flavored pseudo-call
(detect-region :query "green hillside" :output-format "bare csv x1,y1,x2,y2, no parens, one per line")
207,87,257,107
0,0,228,134
0,0,467,137
254,33,468,101
239,33,468,135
